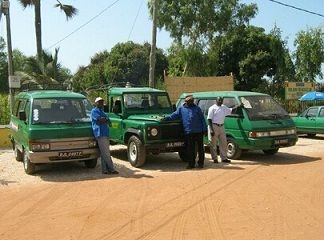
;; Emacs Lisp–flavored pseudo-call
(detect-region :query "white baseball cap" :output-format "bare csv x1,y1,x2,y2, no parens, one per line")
95,97,104,103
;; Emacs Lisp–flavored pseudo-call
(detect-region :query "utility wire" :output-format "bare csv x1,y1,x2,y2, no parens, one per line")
46,0,122,50
268,0,324,18
128,0,144,41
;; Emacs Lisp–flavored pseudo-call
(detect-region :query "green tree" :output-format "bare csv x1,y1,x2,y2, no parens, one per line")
72,41,168,92
0,37,8,93
17,0,78,61
149,0,257,76
294,27,324,82
207,25,291,95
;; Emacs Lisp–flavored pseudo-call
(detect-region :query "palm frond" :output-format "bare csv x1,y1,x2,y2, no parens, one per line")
54,2,78,20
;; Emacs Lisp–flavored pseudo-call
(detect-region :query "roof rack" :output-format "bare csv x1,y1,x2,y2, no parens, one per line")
20,83,69,92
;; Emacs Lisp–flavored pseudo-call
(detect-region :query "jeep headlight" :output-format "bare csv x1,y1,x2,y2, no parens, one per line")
147,127,158,137
88,140,97,148
150,127,158,136
31,143,50,151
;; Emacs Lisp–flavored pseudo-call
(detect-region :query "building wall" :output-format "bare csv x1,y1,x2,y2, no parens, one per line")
165,75,234,103
0,126,11,148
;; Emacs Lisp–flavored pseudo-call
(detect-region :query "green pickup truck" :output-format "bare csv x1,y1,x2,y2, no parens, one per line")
106,87,185,167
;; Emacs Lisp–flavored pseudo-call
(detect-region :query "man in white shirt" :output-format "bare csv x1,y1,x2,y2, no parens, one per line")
207,97,241,163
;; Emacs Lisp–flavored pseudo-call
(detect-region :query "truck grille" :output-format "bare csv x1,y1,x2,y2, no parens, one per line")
160,124,184,139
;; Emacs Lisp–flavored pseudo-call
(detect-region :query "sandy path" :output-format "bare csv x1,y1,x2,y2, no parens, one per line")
0,135,323,240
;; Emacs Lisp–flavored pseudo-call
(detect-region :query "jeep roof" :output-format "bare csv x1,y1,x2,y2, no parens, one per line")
109,87,167,95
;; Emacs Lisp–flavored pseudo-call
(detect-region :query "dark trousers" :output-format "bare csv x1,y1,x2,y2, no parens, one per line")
185,132,205,167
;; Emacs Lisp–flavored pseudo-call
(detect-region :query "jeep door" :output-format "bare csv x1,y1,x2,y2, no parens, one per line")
108,97,124,143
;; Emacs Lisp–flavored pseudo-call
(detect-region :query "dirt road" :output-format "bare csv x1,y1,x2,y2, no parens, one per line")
0,136,324,240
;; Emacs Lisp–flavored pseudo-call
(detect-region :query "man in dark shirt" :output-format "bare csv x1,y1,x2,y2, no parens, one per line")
164,95,207,169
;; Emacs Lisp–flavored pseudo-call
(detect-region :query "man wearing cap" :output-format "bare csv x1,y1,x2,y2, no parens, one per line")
91,97,119,174
207,97,241,163
163,95,207,169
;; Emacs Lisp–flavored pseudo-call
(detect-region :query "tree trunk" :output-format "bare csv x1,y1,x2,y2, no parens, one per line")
34,0,42,62
149,0,158,88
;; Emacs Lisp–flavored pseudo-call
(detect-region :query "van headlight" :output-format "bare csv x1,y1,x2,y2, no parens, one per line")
88,140,97,148
31,143,50,151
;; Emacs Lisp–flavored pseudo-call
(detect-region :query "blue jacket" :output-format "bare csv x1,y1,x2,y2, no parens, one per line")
91,107,109,138
165,103,207,134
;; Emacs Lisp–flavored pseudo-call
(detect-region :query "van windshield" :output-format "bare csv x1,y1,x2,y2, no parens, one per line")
240,95,289,120
32,98,92,124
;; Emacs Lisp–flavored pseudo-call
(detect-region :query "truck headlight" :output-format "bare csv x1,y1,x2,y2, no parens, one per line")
147,127,159,137
31,143,50,151
88,140,97,148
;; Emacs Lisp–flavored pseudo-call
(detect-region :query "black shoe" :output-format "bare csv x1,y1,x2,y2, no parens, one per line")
222,159,231,163
186,165,195,169
108,170,119,174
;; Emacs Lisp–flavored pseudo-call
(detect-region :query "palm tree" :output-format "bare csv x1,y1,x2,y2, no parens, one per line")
17,0,78,62
16,48,72,90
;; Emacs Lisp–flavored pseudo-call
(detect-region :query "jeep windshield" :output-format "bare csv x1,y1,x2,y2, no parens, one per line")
124,93,172,111
240,95,290,120
32,98,92,124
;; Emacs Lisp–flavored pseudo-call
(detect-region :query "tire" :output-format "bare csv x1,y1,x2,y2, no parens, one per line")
227,137,242,159
307,133,316,137
23,150,35,175
263,148,279,155
84,159,97,168
127,136,146,167
14,144,23,162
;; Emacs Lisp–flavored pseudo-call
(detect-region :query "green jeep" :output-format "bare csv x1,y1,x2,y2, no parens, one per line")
106,87,185,167
10,90,100,174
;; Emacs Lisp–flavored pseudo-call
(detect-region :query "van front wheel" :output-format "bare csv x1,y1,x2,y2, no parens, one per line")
84,159,97,168
263,148,279,155
227,138,242,159
23,150,35,175
14,144,23,162
127,136,146,167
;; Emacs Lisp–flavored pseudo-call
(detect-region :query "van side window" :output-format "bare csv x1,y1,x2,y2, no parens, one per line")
197,99,207,115
223,97,242,116
17,100,26,117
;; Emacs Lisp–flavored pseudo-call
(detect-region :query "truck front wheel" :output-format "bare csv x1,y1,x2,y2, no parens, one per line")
127,136,146,167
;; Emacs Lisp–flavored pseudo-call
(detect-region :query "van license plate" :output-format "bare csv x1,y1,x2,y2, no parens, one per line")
58,151,83,158
274,139,288,145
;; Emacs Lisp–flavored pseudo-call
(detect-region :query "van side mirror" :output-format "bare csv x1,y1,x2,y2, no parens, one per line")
19,111,27,121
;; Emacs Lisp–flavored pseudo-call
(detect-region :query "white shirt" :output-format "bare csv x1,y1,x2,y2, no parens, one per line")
207,104,232,124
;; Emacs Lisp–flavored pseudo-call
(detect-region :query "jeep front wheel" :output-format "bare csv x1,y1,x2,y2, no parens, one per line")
127,136,146,167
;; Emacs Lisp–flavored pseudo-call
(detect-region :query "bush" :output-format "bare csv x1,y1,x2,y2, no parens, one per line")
0,94,10,124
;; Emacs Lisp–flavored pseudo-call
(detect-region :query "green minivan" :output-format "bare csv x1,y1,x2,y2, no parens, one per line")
10,90,100,174
177,91,298,159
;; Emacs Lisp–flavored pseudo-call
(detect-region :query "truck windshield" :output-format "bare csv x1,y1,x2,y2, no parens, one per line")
32,98,92,124
124,93,171,110
240,95,290,120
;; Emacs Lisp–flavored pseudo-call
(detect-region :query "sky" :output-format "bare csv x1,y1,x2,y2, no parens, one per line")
1,0,323,75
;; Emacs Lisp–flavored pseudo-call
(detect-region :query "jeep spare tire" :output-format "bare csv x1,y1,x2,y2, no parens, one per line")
127,136,146,167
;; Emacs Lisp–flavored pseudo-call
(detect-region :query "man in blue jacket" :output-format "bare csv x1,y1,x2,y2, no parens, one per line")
164,95,207,169
91,97,119,174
